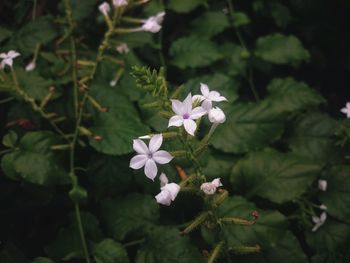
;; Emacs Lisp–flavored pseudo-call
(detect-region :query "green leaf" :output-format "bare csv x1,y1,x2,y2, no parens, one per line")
170,36,222,69
232,12,250,27
70,0,97,21
211,101,284,154
136,226,204,263
93,239,129,263
319,166,350,223
0,26,12,43
270,3,292,28
46,212,103,261
1,131,69,185
231,150,321,203
1,152,20,180
266,78,325,113
100,194,159,241
167,0,206,13
288,112,340,163
30,257,55,263
255,34,310,66
2,131,18,148
192,11,230,38
8,16,58,55
220,43,248,76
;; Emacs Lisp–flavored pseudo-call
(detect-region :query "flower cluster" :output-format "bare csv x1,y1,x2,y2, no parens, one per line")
311,179,328,232
129,83,227,205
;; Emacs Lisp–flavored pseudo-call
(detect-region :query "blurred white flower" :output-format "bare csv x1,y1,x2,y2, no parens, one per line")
99,2,111,17
109,79,117,87
116,43,130,54
138,135,152,139
312,212,327,232
192,83,227,111
318,179,327,191
142,12,165,33
208,107,226,124
129,134,173,180
340,102,350,118
155,173,180,206
113,0,128,7
168,93,207,136
319,204,327,210
200,178,223,195
0,50,20,69
25,60,36,72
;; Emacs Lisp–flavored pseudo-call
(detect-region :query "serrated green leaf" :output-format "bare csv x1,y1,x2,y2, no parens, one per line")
46,212,103,261
192,11,230,38
100,194,159,241
255,34,310,66
266,77,325,113
1,131,69,185
288,112,340,163
319,166,350,223
231,150,321,203
211,101,284,154
170,36,222,69
8,16,58,55
136,226,204,263
167,0,206,13
93,239,129,263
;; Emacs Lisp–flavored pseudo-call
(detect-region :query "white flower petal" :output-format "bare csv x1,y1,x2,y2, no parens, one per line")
168,115,183,127
155,189,172,206
318,179,327,191
171,99,185,115
149,134,163,152
161,183,180,200
200,83,210,97
211,178,223,187
0,53,7,58
159,173,168,187
183,119,197,136
133,139,149,154
209,91,227,102
153,150,173,164
202,100,212,111
200,182,217,195
312,215,320,224
8,50,20,58
190,106,207,119
346,102,350,108
144,159,157,180
129,154,147,169
320,212,327,223
183,93,193,114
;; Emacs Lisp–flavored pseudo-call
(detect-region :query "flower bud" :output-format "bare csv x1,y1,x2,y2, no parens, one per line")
200,178,223,195
25,60,36,71
155,182,180,206
208,107,226,124
99,2,111,17
113,0,128,7
318,179,327,191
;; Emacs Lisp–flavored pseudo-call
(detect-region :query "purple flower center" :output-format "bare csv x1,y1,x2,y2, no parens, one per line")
183,113,190,119
147,152,153,159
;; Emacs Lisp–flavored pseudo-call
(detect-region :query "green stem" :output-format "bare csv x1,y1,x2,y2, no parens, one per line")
123,238,145,247
0,97,14,104
32,0,37,20
208,241,225,263
0,149,13,155
74,203,90,262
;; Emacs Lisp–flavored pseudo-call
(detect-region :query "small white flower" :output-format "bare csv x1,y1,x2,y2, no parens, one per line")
318,179,327,191
129,134,173,180
155,173,180,206
25,60,36,71
208,107,226,124
110,79,117,87
0,50,20,69
99,2,111,17
200,178,223,195
341,102,350,118
113,0,128,7
168,93,207,136
116,43,130,54
141,11,165,33
312,212,327,232
192,83,227,111
319,204,327,211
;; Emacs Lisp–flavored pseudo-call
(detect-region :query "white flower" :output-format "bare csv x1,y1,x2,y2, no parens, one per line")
319,204,327,210
192,83,227,111
116,43,130,54
168,93,207,136
200,178,223,195
99,2,111,17
110,79,117,87
129,134,173,180
25,60,36,71
208,107,226,124
0,50,20,69
341,102,350,118
155,173,180,206
318,179,327,191
312,212,327,232
113,0,128,7
141,12,165,33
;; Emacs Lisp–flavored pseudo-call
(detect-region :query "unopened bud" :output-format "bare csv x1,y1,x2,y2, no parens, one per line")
208,107,226,124
17,119,34,129
94,135,103,141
